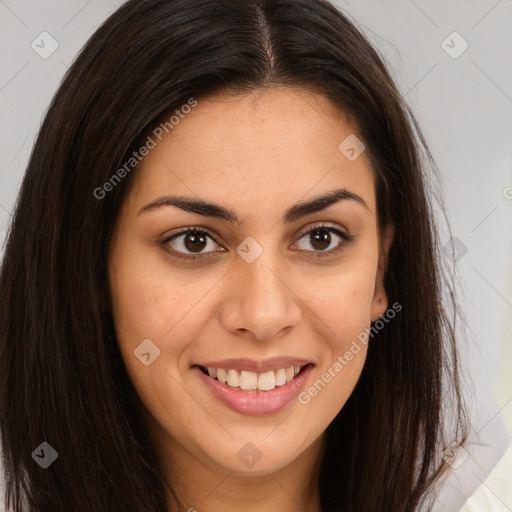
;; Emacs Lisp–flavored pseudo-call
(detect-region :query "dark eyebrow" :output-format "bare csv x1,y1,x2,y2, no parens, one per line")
137,187,369,225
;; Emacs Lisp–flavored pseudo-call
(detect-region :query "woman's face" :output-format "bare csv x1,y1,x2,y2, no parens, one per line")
108,86,393,478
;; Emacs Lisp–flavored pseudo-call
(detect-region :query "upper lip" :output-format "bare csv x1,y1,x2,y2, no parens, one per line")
195,357,313,373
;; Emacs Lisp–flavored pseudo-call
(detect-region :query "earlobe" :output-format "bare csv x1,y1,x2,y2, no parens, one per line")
370,283,388,322
370,222,394,322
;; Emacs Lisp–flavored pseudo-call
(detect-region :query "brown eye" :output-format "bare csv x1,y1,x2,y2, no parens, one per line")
309,228,333,251
182,231,208,253
163,228,221,259
160,223,354,264
295,225,353,254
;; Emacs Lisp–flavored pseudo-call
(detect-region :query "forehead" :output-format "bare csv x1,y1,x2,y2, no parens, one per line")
128,86,376,218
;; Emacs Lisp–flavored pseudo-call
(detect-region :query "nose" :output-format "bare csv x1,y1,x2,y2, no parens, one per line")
218,253,302,341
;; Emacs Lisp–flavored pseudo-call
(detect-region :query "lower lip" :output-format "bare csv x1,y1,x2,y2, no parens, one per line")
193,365,314,416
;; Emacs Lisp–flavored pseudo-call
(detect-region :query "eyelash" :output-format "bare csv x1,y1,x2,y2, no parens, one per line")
159,223,355,263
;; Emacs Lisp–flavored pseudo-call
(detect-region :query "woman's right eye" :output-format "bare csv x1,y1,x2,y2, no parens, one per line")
160,228,224,262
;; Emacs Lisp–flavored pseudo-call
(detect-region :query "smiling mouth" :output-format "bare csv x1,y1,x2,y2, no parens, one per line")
197,364,312,391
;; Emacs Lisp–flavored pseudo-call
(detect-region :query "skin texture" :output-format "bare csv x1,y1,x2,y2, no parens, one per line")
108,86,394,512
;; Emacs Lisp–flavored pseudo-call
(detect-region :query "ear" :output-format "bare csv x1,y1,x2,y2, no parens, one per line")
370,222,394,322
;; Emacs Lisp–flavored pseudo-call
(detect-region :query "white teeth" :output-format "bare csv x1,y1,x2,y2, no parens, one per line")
257,371,275,391
275,368,286,386
239,370,258,390
217,368,228,383
204,364,306,391
227,369,240,387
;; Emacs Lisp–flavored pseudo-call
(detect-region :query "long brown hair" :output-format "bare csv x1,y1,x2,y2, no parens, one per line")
0,0,469,510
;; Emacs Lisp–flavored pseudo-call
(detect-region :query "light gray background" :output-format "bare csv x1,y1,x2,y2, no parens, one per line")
1,0,511,509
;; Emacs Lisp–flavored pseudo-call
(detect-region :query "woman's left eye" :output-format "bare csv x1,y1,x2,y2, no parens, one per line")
160,223,354,262
294,224,354,257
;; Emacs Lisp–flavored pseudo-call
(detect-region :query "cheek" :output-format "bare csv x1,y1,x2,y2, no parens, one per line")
305,250,379,344
107,248,210,435
108,242,220,348
297,270,375,427
310,272,374,325
296,241,378,415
